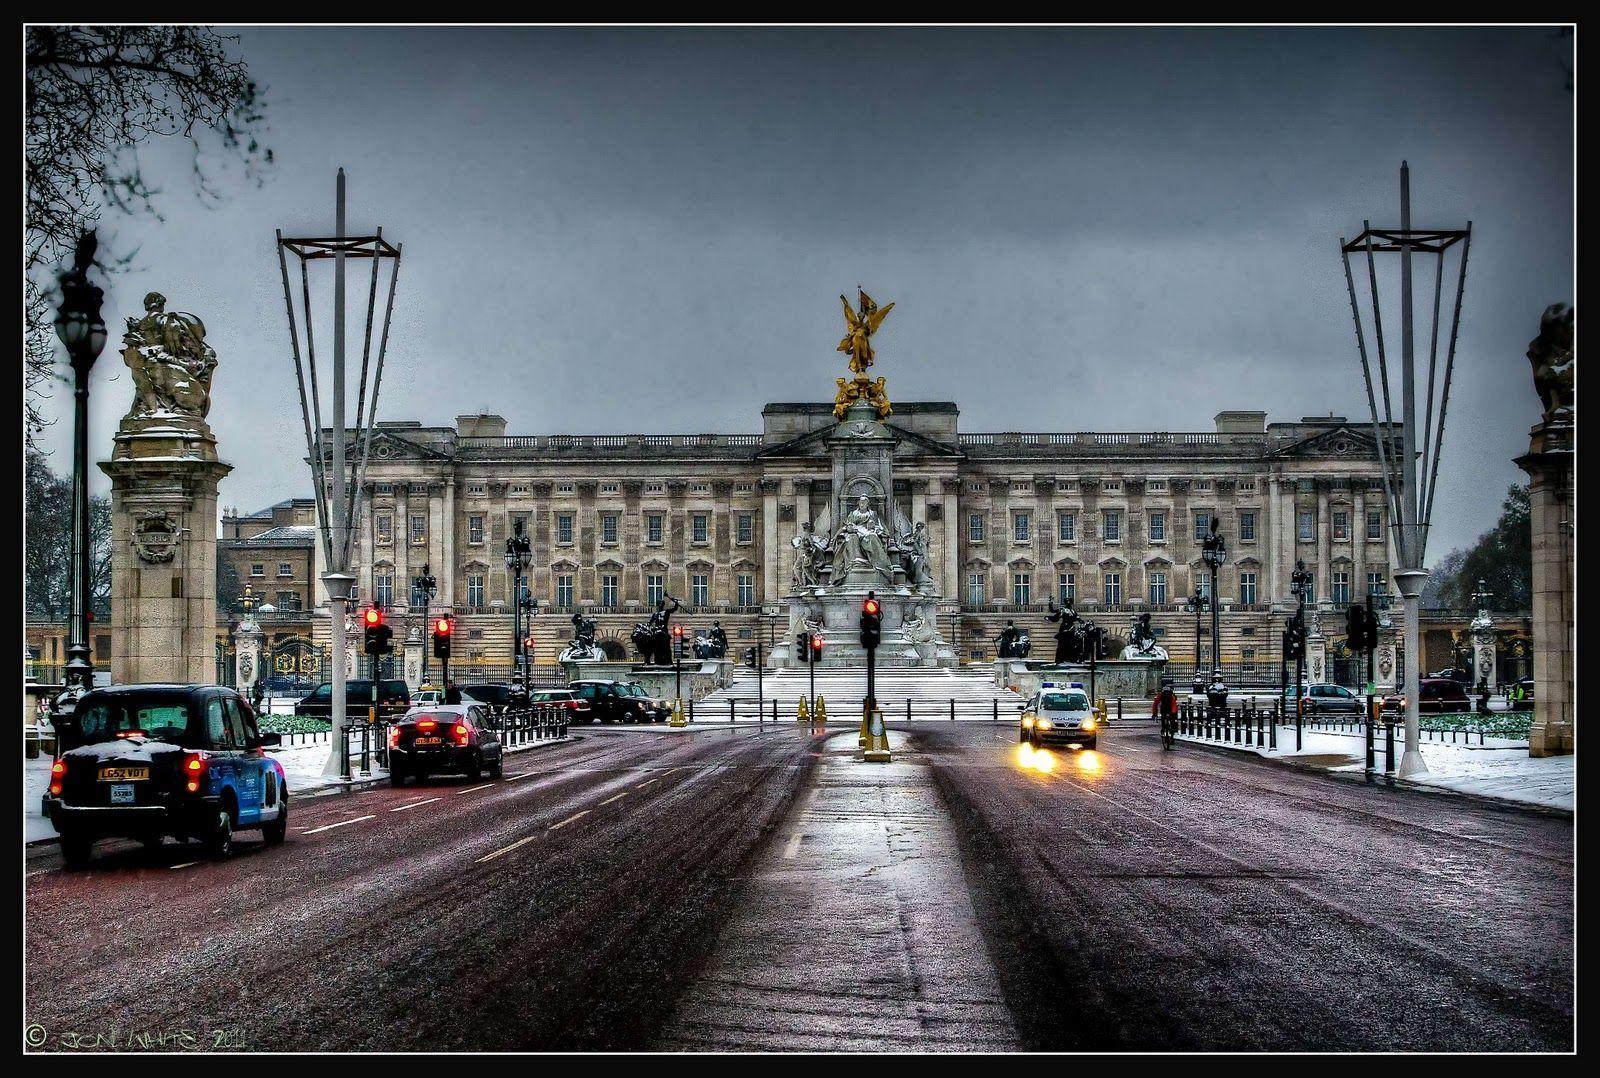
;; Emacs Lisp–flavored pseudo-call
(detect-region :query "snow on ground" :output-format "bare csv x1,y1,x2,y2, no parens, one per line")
1183,724,1574,813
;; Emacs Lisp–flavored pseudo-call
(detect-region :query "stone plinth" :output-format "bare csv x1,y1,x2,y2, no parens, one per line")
1517,421,1574,757
779,582,950,669
560,658,729,702
100,429,230,687
996,659,1167,701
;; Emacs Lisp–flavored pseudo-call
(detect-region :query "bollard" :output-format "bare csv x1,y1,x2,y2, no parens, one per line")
950,698,955,722
1365,709,1375,778
669,698,688,728
799,697,811,726
907,698,912,724
992,698,998,724
815,696,827,726
863,708,891,763
730,699,736,725
1117,697,1123,724
1384,719,1396,778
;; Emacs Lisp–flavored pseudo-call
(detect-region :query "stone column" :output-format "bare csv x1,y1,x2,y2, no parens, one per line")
1470,609,1498,694
1374,607,1398,693
943,478,961,601
403,627,425,689
1316,480,1331,597
1352,485,1367,602
235,616,262,698
1306,606,1328,685
1517,421,1574,756
761,478,779,601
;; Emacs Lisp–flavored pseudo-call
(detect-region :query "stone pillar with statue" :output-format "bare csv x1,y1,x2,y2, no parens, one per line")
234,584,263,699
100,293,232,686
1516,303,1574,757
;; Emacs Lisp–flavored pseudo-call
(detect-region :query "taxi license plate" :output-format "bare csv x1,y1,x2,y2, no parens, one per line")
100,766,150,782
414,736,442,746
110,784,135,804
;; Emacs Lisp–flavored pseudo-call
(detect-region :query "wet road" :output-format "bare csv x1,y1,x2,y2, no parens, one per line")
919,720,1574,1051
24,726,819,1051
25,719,1573,1052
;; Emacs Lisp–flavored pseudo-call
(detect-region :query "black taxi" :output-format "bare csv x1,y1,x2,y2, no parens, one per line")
44,684,289,867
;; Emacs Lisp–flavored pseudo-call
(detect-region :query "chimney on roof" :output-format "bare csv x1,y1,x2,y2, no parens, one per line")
1213,410,1266,434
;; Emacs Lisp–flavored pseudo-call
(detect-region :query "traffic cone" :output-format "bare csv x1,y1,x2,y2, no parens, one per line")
797,696,810,725
863,709,891,763
669,697,687,727
815,696,827,726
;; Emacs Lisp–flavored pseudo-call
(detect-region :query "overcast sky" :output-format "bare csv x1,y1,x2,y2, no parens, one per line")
33,25,1573,561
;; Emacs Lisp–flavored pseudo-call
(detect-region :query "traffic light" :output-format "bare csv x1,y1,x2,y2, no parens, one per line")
671,622,685,658
859,592,882,650
432,616,452,660
796,632,808,655
1345,603,1368,653
1362,606,1379,653
809,633,825,661
1284,617,1305,661
743,647,758,668
362,607,392,656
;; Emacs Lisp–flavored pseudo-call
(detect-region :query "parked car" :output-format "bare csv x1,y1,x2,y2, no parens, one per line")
1018,683,1098,750
569,680,667,723
1381,678,1472,715
44,684,288,867
294,679,411,721
412,688,445,708
1429,667,1473,686
1283,683,1364,715
530,688,593,724
454,683,528,715
388,703,503,786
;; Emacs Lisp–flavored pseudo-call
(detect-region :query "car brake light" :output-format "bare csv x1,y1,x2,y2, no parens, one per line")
452,723,470,746
388,726,401,748
416,719,436,731
49,759,65,796
184,752,207,793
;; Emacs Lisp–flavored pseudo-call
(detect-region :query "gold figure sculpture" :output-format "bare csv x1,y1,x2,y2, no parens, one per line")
833,288,895,419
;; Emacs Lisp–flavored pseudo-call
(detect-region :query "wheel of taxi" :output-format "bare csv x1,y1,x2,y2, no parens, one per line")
59,832,93,870
204,805,234,859
263,783,289,845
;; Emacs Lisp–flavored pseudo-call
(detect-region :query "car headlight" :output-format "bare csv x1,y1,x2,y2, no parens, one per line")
1022,715,1035,728
1080,717,1096,731
1036,719,1053,729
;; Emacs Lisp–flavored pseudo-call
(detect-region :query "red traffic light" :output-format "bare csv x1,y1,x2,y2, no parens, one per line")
809,633,825,652
364,607,382,627
434,617,451,636
672,623,684,637
862,598,880,617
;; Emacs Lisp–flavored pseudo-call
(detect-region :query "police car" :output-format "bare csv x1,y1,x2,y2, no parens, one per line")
44,685,289,868
1018,682,1098,749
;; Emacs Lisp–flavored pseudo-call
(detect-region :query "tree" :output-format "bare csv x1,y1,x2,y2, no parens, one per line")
25,449,111,621
1424,485,1532,611
25,26,271,447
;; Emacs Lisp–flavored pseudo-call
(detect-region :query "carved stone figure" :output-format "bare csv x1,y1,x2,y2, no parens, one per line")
131,510,184,564
120,292,218,426
832,495,893,581
791,521,828,589
1119,611,1170,661
559,611,603,662
897,521,933,590
694,621,729,660
631,595,681,664
1528,302,1575,425
902,609,941,665
833,288,895,419
1047,598,1084,665
996,619,1031,660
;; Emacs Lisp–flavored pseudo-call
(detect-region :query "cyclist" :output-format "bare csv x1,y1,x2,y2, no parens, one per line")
1153,679,1180,748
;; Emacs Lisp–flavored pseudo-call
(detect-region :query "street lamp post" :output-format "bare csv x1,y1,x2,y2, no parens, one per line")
1290,560,1313,733
1201,517,1228,707
1183,588,1209,695
505,521,531,690
519,593,539,696
52,232,108,713
413,564,437,686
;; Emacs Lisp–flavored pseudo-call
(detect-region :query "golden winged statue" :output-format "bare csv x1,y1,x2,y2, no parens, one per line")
833,288,895,419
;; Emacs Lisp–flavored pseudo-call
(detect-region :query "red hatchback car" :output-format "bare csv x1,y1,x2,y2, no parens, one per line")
1381,678,1472,715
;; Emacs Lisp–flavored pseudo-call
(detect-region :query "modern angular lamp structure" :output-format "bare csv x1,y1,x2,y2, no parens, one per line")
1338,162,1472,778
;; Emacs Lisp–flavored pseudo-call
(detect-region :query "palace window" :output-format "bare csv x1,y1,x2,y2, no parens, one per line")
1367,509,1382,540
376,514,392,545
647,574,665,606
644,482,664,494
1149,572,1167,605
1102,510,1121,542
1240,571,1257,606
375,483,394,495
1056,480,1077,493
410,579,430,607
735,482,753,494
1013,572,1031,605
602,574,619,608
1238,480,1257,493
967,573,986,606
556,483,574,494
465,483,485,496
1058,573,1075,605
278,562,293,577
1194,480,1213,492
1104,572,1122,606
410,515,427,545
1102,480,1121,493
692,514,710,544
1298,511,1315,541
1239,512,1256,542
277,591,301,611
556,574,574,608
692,573,709,606
1331,570,1351,606
468,516,484,544
737,513,753,544
737,574,755,607
1193,511,1212,540
1198,575,1211,601
1148,512,1165,542
1013,513,1031,543
1058,511,1076,542
1148,480,1168,493
1303,573,1317,604
1242,648,1257,675
467,574,484,608
600,482,619,494
510,483,528,495
1333,511,1350,541
1368,571,1386,599
969,481,986,493
691,482,710,494
552,514,571,544
374,572,393,608
969,513,986,543
645,513,664,544
251,563,265,577
601,514,618,544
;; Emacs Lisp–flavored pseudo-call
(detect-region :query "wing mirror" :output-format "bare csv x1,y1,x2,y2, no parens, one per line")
248,732,282,749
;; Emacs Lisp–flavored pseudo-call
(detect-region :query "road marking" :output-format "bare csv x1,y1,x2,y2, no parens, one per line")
477,833,538,863
456,783,495,795
391,797,441,812
549,809,591,831
301,814,376,835
169,861,200,870
507,771,541,781
783,832,803,859
600,792,628,806
636,778,658,789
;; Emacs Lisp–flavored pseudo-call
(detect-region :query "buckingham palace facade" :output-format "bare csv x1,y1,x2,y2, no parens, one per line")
308,404,1398,677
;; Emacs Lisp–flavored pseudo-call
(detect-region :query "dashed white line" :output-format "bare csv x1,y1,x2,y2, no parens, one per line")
391,797,441,812
169,861,200,870
782,832,804,860
549,809,591,831
599,792,628,806
300,814,376,835
477,833,538,863
636,778,658,789
456,783,495,795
